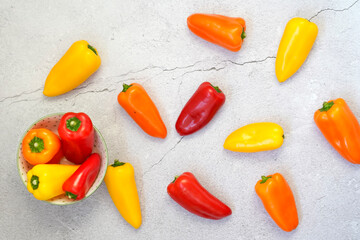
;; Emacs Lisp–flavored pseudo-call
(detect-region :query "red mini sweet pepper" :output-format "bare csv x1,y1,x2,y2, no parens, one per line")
175,82,225,136
167,172,232,220
58,112,94,164
62,153,101,200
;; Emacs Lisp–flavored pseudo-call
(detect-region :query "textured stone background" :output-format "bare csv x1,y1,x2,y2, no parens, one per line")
1,0,360,239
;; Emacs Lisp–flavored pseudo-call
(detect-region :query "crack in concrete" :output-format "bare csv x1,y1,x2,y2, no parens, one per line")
107,65,164,80
173,65,226,81
162,60,204,72
317,195,327,201
1,56,275,104
143,136,184,176
75,82,95,90
309,0,359,20
173,56,276,82
224,56,276,66
9,97,42,106
177,79,185,106
0,87,42,103
72,88,116,99
55,219,77,234
107,60,205,84
71,88,116,106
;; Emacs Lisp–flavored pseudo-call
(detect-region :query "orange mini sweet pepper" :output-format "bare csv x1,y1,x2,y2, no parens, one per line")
117,83,167,138
187,14,246,52
255,173,298,232
22,128,61,165
314,98,360,164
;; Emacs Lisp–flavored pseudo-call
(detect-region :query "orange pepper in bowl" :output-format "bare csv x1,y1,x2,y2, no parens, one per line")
22,128,61,165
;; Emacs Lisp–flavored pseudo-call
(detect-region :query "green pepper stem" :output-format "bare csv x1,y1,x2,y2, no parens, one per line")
31,175,40,190
172,176,179,183
88,44,97,55
210,84,222,93
66,191,78,200
29,136,45,153
66,117,81,131
122,84,132,92
319,101,334,112
111,159,126,167
260,175,272,184
241,30,246,40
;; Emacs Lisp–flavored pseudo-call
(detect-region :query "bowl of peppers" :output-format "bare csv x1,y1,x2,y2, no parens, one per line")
17,112,108,205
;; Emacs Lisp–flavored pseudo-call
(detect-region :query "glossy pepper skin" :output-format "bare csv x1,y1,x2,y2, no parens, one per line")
176,82,225,136
276,18,318,82
104,160,142,229
62,153,101,200
187,14,246,52
167,172,232,220
117,83,167,138
314,98,360,164
27,164,79,201
255,173,298,232
43,40,101,97
224,122,284,152
58,112,94,164
22,128,61,165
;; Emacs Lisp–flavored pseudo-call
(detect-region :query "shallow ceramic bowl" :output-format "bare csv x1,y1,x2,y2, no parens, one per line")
17,113,108,205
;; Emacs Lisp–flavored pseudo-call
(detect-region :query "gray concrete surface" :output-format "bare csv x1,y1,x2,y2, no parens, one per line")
1,0,360,239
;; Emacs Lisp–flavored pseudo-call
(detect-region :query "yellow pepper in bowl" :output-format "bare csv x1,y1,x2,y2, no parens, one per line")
27,164,79,201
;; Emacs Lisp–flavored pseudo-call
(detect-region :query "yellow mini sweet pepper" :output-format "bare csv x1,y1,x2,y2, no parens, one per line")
43,40,101,97
275,18,318,83
224,122,284,152
104,160,142,229
27,164,79,201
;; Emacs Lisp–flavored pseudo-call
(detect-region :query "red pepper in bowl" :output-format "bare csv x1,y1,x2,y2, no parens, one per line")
62,153,101,200
167,172,232,219
176,82,225,136
46,146,64,164
58,112,94,164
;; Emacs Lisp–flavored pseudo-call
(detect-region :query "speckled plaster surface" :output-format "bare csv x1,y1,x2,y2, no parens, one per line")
1,0,360,239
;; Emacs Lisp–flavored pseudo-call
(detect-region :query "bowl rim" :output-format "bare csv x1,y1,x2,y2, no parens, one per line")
16,112,109,205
